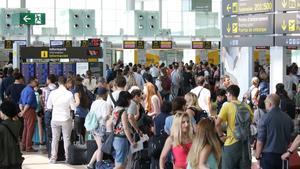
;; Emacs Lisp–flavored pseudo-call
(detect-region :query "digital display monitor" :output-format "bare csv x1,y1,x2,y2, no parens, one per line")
49,63,63,76
88,38,101,47
50,40,64,47
35,63,49,85
21,63,35,83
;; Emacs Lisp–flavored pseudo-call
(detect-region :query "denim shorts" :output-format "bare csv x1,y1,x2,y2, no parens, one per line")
113,136,129,166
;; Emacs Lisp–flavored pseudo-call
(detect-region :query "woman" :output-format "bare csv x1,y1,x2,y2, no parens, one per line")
160,113,193,169
244,77,259,109
74,77,91,142
184,92,204,123
112,91,136,169
187,118,221,169
125,72,139,92
86,87,111,169
144,82,161,117
154,101,172,135
83,70,97,92
275,83,296,119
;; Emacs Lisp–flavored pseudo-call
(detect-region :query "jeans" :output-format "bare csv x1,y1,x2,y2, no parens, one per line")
113,136,129,167
221,141,251,169
260,152,283,169
22,108,36,151
51,119,72,161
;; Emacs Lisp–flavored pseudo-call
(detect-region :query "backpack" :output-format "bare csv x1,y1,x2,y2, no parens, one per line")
161,76,171,91
148,131,168,159
188,107,208,124
84,111,98,131
232,102,251,142
83,87,95,109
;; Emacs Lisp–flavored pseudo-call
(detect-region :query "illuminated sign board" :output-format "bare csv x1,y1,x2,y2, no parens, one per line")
20,47,103,59
81,40,89,47
275,0,300,11
152,41,172,49
123,41,145,49
4,40,26,49
223,0,274,16
88,38,101,47
223,14,274,35
192,41,212,49
275,13,300,34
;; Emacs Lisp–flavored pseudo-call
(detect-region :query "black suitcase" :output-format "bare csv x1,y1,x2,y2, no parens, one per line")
132,159,151,169
68,143,87,165
86,140,97,163
47,138,65,161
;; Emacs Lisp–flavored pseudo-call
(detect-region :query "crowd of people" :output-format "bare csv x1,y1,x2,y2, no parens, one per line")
0,60,299,169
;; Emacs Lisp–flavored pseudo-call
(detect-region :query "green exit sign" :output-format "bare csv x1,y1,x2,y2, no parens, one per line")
13,13,46,25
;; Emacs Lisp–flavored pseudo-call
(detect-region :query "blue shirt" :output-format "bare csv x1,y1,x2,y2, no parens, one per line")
154,112,170,135
19,85,37,109
164,114,196,135
257,107,293,154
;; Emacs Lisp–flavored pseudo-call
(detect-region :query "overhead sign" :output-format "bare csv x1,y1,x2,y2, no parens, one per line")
4,40,26,49
88,38,101,47
192,41,212,49
81,40,89,47
20,47,103,59
275,0,300,11
64,40,72,47
152,41,172,49
275,36,300,46
4,40,13,49
223,0,273,16
222,36,274,47
123,41,145,49
13,13,46,25
275,13,300,34
192,0,212,12
223,14,274,35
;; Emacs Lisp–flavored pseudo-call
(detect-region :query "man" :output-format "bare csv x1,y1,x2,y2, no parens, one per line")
5,73,26,107
133,66,144,90
128,89,143,136
19,77,38,152
42,74,57,151
190,76,212,115
47,76,76,164
106,76,126,108
170,64,180,99
255,94,293,169
93,77,107,95
0,68,14,100
150,64,160,83
216,85,253,169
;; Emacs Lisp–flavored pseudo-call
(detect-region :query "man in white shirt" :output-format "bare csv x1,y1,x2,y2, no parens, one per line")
150,65,160,82
190,76,212,116
133,66,144,90
47,76,76,164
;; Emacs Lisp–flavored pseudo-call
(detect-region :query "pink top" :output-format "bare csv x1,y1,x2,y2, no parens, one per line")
172,143,192,169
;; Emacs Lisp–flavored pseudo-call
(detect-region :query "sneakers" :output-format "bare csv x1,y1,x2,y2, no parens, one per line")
86,164,94,169
49,158,56,164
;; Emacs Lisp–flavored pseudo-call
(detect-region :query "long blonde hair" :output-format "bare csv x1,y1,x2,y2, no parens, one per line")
185,92,200,108
170,112,194,147
187,118,221,169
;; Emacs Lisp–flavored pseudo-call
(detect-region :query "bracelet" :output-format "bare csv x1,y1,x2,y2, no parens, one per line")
288,150,294,154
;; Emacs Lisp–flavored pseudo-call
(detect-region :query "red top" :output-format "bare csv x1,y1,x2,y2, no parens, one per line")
172,143,192,169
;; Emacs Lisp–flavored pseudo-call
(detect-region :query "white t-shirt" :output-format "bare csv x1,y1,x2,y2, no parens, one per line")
150,66,160,78
190,86,211,115
90,99,111,125
285,74,298,99
83,78,97,91
47,86,76,122
107,89,122,108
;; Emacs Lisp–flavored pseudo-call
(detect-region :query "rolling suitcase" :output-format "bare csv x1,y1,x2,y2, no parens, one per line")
68,134,87,165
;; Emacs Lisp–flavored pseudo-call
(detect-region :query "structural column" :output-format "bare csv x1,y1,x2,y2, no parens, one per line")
126,0,135,11
221,47,253,100
269,46,288,94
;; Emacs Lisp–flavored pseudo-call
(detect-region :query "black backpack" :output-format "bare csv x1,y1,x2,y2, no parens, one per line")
148,131,169,159
188,107,208,124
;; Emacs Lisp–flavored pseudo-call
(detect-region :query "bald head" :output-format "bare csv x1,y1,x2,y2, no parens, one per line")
265,94,280,109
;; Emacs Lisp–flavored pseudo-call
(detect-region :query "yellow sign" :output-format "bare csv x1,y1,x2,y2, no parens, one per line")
289,19,296,31
289,0,296,8
227,23,231,33
88,58,97,62
282,0,288,8
281,20,287,31
227,4,232,12
41,51,48,58
232,23,238,33
232,2,238,13
4,40,13,49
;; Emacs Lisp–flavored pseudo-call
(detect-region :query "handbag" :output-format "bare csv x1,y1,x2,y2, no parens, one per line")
84,111,98,131
101,109,125,155
96,160,114,169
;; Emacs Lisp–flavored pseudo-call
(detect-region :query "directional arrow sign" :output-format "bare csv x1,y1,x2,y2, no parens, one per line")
13,13,46,25
275,0,300,11
223,0,274,16
222,14,274,35
275,13,300,34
